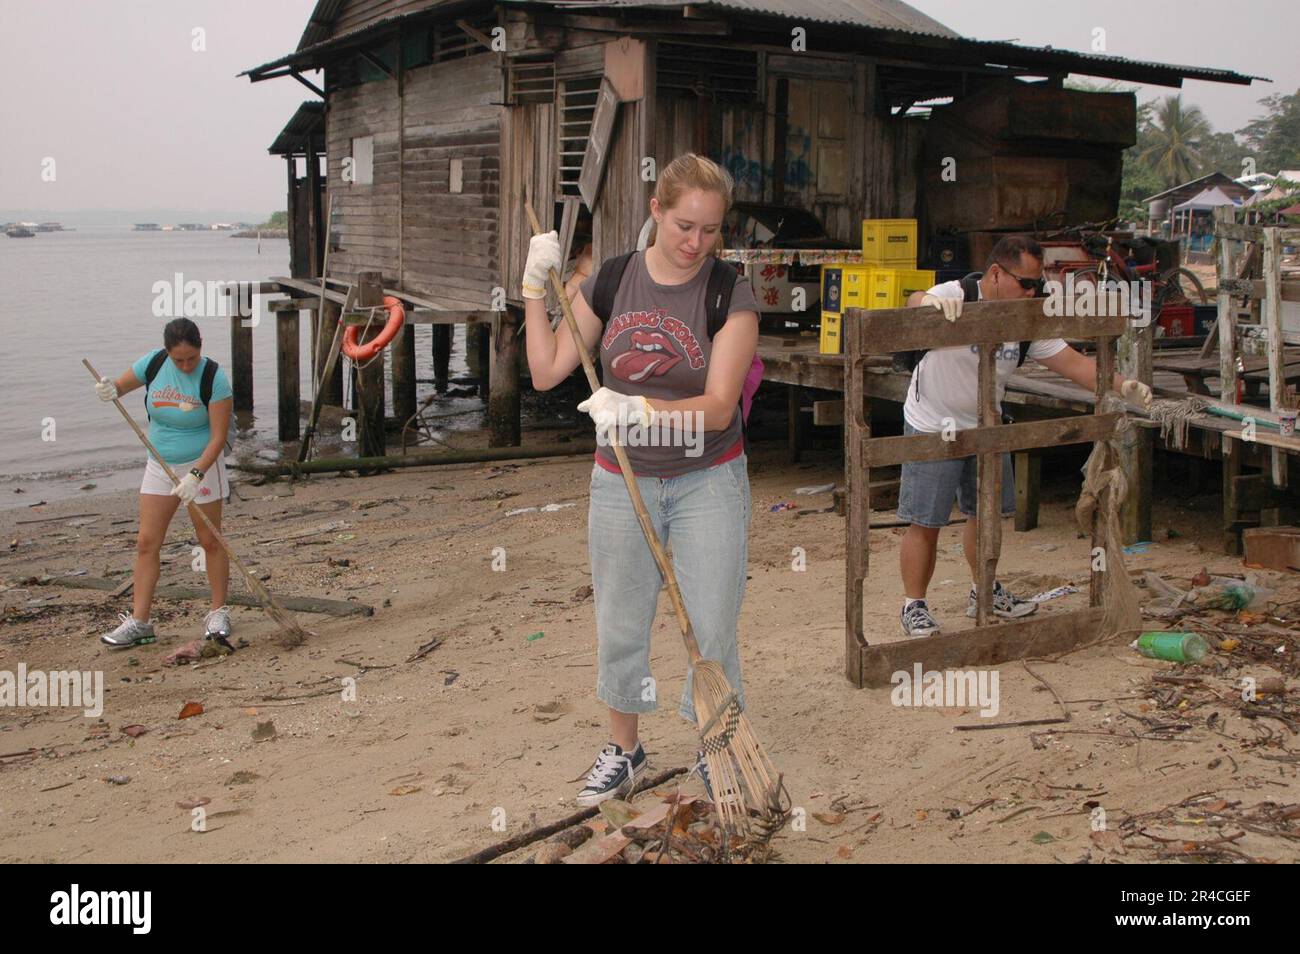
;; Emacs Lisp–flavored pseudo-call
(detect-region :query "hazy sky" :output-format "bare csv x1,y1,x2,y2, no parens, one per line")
1,0,1295,215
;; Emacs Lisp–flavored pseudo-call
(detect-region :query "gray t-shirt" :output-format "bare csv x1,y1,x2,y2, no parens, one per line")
578,252,760,477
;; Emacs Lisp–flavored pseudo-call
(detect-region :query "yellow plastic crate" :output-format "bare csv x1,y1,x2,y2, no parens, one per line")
866,268,936,310
861,218,917,266
819,311,842,354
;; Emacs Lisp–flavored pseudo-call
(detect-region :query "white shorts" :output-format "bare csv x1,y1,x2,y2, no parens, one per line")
140,456,228,503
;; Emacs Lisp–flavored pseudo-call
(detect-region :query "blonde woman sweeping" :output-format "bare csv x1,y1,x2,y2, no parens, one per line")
523,153,762,805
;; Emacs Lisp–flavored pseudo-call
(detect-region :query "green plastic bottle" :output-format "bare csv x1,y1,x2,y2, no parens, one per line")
1133,631,1210,663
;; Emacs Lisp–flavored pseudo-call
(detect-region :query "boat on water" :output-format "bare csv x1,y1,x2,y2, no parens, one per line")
5,226,36,238
33,222,65,232
133,223,161,231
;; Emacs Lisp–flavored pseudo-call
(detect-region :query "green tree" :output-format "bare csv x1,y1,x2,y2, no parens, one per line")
1138,95,1212,188
1239,89,1300,173
1195,131,1246,179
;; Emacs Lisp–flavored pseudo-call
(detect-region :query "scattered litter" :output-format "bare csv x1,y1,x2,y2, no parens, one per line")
164,640,204,665
176,797,210,810
120,725,148,738
506,507,539,516
442,670,459,686
390,784,422,796
177,702,204,720
526,631,545,642
1029,584,1078,603
541,502,575,512
794,483,836,496
1123,541,1152,555
506,502,576,516
769,502,797,512
533,700,570,722
104,775,131,786
1132,631,1210,663
80,483,97,491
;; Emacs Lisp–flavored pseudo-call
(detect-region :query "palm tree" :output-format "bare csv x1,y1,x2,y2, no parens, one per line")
1138,95,1213,188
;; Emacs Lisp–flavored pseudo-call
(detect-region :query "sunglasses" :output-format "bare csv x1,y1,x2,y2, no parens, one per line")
999,266,1046,295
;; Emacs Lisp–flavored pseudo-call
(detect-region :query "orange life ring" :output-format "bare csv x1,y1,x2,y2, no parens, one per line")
342,296,405,362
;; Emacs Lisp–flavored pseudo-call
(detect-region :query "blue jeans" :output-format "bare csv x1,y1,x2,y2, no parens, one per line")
588,454,750,723
896,421,1015,528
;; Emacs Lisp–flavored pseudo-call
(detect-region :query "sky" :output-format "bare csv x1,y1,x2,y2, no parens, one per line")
0,0,1295,218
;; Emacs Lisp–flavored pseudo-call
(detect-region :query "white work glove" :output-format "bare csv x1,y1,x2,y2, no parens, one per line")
95,376,118,402
920,294,962,322
577,387,654,439
171,471,201,505
522,231,562,300
1121,379,1153,409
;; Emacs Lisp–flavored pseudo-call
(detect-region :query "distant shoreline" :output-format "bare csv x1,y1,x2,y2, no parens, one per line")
232,229,288,239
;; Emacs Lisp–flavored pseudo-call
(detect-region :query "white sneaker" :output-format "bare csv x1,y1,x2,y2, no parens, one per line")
967,582,1038,619
100,613,155,649
204,605,232,639
901,599,940,637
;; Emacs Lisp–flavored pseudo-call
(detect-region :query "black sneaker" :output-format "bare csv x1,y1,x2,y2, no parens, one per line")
966,581,1038,620
575,741,646,807
901,599,940,638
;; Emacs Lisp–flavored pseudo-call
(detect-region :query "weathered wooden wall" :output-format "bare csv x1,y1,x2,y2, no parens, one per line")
325,51,500,308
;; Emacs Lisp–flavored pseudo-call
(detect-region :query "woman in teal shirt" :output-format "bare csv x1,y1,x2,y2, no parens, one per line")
92,318,234,648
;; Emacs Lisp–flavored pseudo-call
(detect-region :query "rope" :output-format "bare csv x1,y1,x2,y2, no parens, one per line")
1075,393,1142,642
1147,395,1210,451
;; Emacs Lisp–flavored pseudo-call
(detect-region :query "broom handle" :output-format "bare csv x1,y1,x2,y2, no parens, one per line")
82,359,304,637
524,202,703,664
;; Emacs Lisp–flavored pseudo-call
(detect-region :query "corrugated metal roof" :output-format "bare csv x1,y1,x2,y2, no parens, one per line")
244,0,1263,88
269,101,325,156
541,0,959,36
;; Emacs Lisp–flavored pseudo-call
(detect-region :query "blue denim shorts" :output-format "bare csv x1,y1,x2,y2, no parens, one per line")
587,454,750,723
896,422,1015,528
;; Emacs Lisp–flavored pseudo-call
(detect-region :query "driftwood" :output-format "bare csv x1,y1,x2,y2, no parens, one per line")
241,442,597,477
451,766,689,865
42,575,373,617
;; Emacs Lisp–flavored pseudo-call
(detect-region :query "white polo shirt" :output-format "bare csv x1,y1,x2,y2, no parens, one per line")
902,280,1068,433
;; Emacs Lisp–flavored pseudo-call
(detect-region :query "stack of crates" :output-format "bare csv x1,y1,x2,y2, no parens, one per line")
819,219,935,354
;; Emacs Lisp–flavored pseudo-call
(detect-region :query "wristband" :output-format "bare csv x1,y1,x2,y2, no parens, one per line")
190,468,205,481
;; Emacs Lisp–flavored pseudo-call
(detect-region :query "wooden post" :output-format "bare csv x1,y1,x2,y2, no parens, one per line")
1118,307,1153,543
1217,206,1244,554
1264,227,1287,489
355,272,386,460
276,310,301,442
1091,334,1115,607
432,323,452,392
316,300,343,407
974,344,999,626
488,308,522,447
787,385,802,464
392,322,417,426
844,309,869,686
1014,450,1040,532
230,289,254,416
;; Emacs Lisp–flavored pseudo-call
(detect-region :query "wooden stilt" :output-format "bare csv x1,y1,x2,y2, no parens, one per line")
975,344,999,626
316,300,343,407
276,311,301,442
432,323,452,392
1118,313,1153,543
355,272,386,461
1013,450,1040,532
230,295,254,416
392,322,417,426
488,307,521,447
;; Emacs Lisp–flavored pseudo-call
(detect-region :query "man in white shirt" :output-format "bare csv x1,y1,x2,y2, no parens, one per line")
896,235,1151,638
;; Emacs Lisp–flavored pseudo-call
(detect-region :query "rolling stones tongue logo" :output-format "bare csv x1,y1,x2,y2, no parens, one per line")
603,309,705,383
610,328,684,383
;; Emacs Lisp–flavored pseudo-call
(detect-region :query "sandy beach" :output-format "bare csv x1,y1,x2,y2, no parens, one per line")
2,433,1297,864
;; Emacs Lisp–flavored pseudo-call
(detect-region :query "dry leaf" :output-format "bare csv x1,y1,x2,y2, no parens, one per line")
1219,639,1240,652
389,784,422,796
251,721,277,743
836,845,853,859
176,797,211,810
121,724,148,738
177,702,204,720
813,811,847,826
914,809,928,822
1202,799,1229,813
1090,830,1125,854
598,799,640,829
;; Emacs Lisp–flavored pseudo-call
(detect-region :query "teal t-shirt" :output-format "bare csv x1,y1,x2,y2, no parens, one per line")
131,350,232,465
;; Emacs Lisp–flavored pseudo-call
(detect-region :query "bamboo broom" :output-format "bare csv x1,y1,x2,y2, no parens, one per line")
522,202,787,854
83,359,312,648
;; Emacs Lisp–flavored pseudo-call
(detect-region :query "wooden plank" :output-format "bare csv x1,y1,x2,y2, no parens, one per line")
391,322,417,426
578,77,620,209
1091,336,1115,606
855,608,1105,688
1218,206,1245,555
812,399,843,426
1014,450,1040,532
230,299,254,415
1264,228,1287,488
863,413,1120,468
1242,527,1300,572
276,310,300,442
45,575,373,617
1118,300,1153,544
1218,278,1300,303
844,334,870,686
489,310,522,447
975,345,998,627
849,300,1127,353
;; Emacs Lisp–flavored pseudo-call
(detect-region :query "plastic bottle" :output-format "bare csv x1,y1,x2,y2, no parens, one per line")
1132,631,1210,663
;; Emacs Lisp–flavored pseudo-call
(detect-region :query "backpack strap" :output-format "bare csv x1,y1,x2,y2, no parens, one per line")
142,349,167,420
590,251,636,325
1017,341,1031,368
959,271,983,302
705,257,740,339
200,358,218,406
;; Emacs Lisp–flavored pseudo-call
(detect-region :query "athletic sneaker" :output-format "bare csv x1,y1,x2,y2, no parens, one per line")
901,599,940,638
575,741,646,806
967,581,1038,620
204,605,232,640
100,614,156,649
